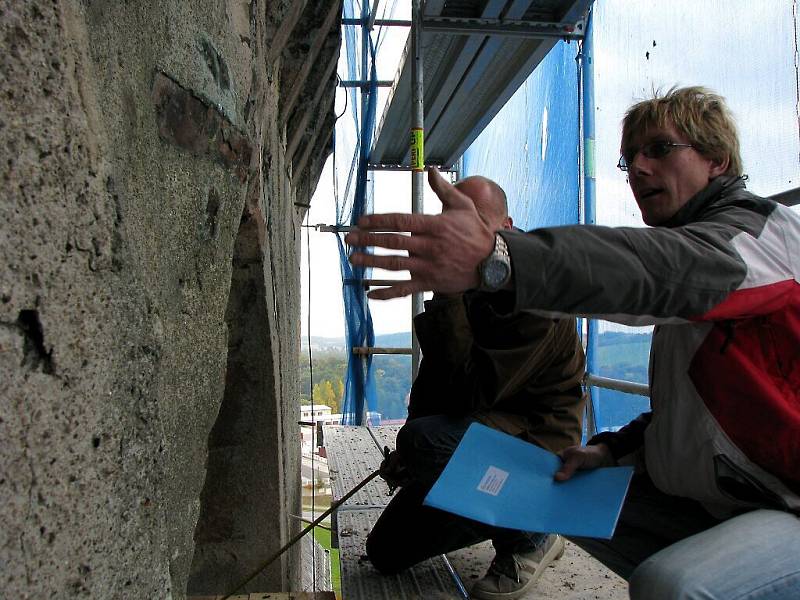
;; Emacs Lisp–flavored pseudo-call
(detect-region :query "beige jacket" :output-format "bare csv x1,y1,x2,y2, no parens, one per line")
408,293,586,454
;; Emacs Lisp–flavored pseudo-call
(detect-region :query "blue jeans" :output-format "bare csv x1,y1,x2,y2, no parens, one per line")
366,415,545,574
571,474,800,600
630,509,800,600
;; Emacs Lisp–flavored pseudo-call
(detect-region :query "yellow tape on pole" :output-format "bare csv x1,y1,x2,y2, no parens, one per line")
410,127,424,171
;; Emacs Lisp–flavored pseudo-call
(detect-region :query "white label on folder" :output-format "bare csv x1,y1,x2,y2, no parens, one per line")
477,466,508,496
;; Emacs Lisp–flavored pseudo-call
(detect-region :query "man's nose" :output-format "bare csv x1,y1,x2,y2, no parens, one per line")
629,151,653,176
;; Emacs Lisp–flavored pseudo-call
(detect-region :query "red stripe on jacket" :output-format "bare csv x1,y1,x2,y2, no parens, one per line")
688,296,800,494
692,279,799,321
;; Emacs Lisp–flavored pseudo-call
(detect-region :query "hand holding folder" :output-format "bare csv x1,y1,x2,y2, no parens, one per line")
423,423,633,539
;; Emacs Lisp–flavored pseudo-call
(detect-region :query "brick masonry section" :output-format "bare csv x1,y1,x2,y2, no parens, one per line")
152,72,252,182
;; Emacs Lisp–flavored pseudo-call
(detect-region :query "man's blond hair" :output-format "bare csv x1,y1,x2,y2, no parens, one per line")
621,86,743,177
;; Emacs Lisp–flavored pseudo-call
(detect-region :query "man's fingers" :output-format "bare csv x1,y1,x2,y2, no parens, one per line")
344,231,419,253
554,445,614,482
367,281,426,300
427,167,474,210
554,459,579,482
554,447,584,482
355,212,437,233
349,251,422,273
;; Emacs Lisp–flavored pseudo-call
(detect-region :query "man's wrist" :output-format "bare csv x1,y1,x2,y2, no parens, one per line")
588,433,622,463
594,443,616,466
477,232,513,292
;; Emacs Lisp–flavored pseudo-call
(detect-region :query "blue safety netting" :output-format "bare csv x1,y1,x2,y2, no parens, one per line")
334,0,389,425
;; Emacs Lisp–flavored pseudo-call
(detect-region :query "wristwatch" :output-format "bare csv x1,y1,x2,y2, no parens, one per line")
478,233,512,292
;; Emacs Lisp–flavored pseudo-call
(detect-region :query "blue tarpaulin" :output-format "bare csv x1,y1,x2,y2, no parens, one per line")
462,40,581,231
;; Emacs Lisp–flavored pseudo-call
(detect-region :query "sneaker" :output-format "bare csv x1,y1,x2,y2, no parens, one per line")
470,534,565,599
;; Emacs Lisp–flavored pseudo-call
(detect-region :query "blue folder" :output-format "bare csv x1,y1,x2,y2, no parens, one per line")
423,423,633,539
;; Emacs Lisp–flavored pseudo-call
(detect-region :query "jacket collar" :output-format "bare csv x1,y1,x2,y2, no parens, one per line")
660,175,746,228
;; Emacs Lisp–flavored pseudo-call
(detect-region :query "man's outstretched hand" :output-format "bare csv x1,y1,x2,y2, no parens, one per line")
344,168,495,300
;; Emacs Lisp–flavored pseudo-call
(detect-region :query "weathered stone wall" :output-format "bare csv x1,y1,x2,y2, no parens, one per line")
1,0,339,597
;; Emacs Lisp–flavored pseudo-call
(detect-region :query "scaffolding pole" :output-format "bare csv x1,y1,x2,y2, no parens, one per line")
359,0,370,425
411,0,424,380
581,9,598,436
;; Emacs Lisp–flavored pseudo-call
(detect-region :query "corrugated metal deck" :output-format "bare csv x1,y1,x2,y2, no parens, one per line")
370,0,592,168
323,425,467,599
189,594,335,599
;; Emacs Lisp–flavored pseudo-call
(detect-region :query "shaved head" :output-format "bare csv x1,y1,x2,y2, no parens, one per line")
453,176,512,231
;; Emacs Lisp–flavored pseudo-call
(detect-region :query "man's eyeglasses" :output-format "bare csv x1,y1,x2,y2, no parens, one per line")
617,142,694,172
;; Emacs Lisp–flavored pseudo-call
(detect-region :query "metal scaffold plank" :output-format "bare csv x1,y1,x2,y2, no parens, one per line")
322,425,467,599
323,425,394,508
352,347,413,355
189,594,336,599
338,511,466,600
367,425,402,454
370,0,593,168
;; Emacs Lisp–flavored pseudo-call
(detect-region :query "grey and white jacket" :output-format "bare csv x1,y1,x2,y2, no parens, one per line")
500,175,800,516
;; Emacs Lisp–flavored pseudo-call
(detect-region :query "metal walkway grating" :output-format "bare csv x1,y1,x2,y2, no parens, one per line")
325,425,394,509
322,425,467,599
189,594,335,599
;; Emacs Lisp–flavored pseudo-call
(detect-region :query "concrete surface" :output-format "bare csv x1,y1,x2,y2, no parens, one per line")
1,1,340,597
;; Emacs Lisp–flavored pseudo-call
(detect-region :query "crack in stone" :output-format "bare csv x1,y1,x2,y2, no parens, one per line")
17,310,55,374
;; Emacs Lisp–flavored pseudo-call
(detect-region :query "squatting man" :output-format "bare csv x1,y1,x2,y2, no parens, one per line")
365,175,586,599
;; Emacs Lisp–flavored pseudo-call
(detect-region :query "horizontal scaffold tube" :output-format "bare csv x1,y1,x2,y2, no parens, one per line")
584,373,650,397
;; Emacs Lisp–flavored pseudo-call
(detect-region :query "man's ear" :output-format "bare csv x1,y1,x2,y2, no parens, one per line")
709,155,730,178
502,216,513,230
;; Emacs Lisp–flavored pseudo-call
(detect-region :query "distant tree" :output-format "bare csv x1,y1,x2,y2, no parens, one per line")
299,351,348,396
313,380,338,412
298,349,413,419
335,379,344,404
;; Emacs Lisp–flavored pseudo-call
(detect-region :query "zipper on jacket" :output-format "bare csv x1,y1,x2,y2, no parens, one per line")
719,320,736,354
713,454,789,511
762,317,787,380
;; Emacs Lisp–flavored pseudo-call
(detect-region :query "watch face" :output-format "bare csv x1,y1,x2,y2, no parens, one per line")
484,260,510,288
